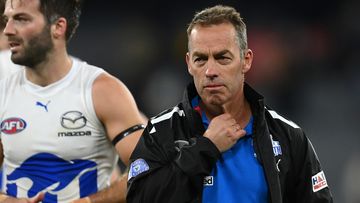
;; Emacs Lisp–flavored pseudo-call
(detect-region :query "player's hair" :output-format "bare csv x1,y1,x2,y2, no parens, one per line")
0,0,5,30
39,0,82,42
187,5,248,56
5,0,82,42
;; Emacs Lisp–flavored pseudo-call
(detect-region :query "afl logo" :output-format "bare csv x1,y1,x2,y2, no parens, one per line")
1,118,27,134
61,111,87,129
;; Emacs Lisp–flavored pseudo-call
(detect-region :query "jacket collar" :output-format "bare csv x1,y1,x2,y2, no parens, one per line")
182,82,205,137
182,82,266,137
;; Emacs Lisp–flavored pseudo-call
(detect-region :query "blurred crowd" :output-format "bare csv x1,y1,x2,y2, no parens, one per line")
66,0,359,202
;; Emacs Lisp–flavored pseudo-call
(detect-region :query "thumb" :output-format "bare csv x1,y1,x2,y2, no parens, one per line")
29,192,45,203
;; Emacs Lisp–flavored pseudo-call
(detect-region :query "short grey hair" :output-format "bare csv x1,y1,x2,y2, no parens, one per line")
187,5,248,56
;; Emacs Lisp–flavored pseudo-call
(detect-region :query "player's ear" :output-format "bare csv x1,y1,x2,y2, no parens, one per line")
51,17,67,40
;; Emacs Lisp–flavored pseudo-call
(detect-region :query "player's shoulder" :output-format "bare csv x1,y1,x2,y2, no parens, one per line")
91,68,135,110
72,58,124,92
72,57,104,76
93,72,128,94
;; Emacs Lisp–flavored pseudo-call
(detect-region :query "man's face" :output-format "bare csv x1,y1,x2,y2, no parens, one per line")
186,22,252,107
3,0,53,67
0,28,9,50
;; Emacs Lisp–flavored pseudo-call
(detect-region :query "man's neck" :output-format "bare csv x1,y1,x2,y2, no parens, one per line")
25,50,72,87
201,95,252,128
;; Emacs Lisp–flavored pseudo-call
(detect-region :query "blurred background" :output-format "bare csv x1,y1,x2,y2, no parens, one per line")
69,0,359,202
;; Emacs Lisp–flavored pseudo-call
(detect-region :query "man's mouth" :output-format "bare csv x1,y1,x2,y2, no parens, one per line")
8,41,21,51
204,84,224,90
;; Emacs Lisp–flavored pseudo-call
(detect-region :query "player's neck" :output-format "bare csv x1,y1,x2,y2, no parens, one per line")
25,49,72,87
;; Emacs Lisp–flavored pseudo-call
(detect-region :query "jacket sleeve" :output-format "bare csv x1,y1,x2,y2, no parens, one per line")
291,130,333,203
126,118,220,203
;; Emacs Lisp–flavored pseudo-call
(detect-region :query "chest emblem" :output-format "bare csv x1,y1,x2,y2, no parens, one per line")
36,101,51,112
0,117,27,134
61,111,87,129
270,134,282,156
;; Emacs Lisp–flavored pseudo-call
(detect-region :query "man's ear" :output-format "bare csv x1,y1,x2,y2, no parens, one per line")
51,17,67,39
242,49,253,73
186,52,193,76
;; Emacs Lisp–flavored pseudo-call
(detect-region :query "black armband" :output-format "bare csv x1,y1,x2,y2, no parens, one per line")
112,124,145,146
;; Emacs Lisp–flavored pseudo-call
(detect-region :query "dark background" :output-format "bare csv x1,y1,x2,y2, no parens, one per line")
68,1,360,202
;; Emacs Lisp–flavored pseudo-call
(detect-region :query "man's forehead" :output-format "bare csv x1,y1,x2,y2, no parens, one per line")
5,0,39,10
4,0,40,17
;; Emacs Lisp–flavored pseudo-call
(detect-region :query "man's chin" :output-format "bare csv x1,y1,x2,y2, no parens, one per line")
206,96,225,106
10,55,26,66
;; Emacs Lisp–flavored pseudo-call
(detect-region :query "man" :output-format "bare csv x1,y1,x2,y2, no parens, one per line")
127,5,333,203
0,0,145,202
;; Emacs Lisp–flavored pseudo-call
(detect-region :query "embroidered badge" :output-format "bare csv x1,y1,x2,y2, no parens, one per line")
128,158,149,180
270,134,282,156
312,171,328,192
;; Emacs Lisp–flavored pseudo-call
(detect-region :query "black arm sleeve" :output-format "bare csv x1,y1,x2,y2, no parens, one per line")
127,121,220,203
291,130,333,203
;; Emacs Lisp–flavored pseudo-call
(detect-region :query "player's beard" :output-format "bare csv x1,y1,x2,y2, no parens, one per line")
11,24,54,68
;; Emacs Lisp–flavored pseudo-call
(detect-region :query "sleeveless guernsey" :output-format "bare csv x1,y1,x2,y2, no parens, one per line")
0,58,117,202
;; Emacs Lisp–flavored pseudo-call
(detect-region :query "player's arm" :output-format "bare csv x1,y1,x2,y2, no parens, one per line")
0,192,44,202
0,139,6,202
0,139,4,167
73,72,145,203
92,72,146,165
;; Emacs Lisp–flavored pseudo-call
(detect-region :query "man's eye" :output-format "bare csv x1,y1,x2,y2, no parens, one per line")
194,57,205,63
218,57,231,64
14,16,30,23
17,18,28,22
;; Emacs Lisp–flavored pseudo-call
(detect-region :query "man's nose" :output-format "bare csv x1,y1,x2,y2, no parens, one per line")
205,59,219,78
3,20,16,36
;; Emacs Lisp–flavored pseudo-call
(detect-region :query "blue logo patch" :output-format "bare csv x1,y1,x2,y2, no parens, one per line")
128,159,149,180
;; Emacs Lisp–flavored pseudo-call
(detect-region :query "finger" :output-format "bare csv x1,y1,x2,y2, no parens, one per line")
226,124,242,139
229,124,240,132
235,129,247,138
30,192,45,203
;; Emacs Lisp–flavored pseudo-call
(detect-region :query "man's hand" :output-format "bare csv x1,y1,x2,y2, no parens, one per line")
71,197,91,203
203,113,246,152
1,193,44,203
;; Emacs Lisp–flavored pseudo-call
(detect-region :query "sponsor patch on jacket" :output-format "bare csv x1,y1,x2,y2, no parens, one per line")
270,134,282,156
312,171,328,192
203,176,213,186
128,158,149,180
